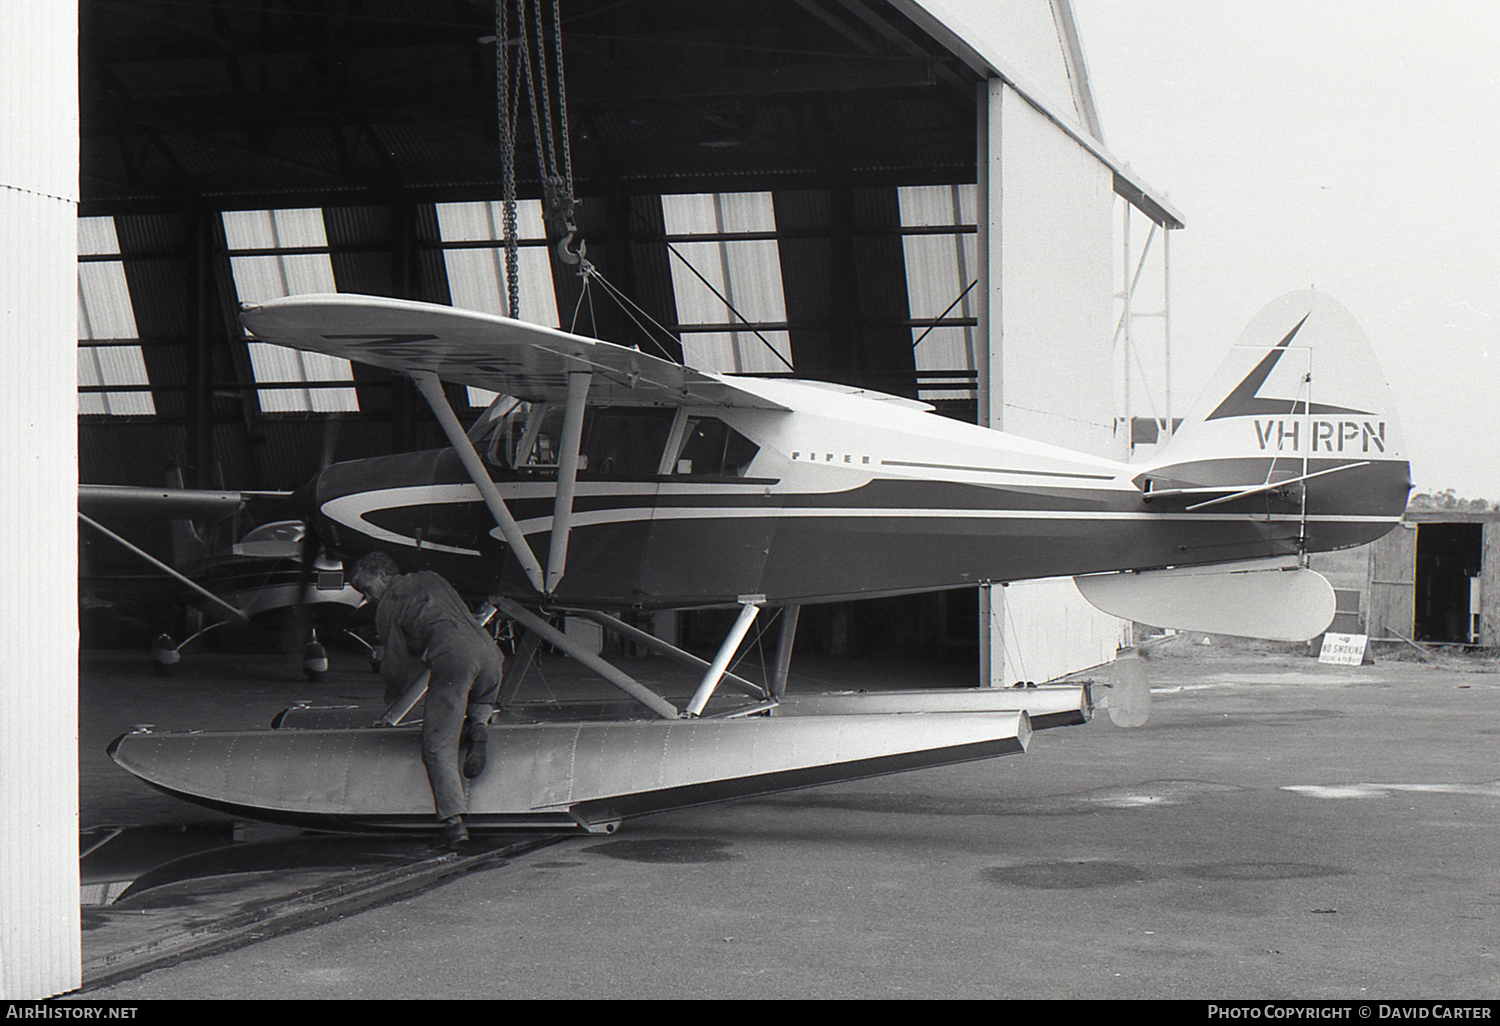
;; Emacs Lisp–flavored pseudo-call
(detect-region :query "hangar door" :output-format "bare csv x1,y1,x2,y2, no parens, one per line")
981,82,1126,686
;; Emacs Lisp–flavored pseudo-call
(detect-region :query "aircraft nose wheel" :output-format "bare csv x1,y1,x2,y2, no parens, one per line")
149,634,179,676
302,637,329,681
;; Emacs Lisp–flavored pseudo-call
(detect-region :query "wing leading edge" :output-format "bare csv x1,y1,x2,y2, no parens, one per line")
239,293,789,411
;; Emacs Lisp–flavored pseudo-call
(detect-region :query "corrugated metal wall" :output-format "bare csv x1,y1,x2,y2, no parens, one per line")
1483,524,1500,646
0,1,82,999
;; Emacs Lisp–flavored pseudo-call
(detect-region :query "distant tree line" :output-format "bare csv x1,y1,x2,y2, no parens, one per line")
1408,489,1493,511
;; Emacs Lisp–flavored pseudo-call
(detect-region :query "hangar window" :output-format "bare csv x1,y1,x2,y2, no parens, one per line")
436,199,558,408
222,208,359,414
661,192,794,375
78,216,155,416
898,184,978,403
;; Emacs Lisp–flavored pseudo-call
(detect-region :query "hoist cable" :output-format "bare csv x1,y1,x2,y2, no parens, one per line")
579,263,682,364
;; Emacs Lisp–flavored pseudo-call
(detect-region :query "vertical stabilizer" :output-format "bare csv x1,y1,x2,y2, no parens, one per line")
1139,290,1408,500
1131,290,1409,557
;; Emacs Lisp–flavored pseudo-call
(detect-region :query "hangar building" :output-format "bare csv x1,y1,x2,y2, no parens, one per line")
6,0,1183,995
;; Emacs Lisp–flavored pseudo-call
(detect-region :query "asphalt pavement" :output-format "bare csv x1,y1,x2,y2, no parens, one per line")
67,638,1500,1000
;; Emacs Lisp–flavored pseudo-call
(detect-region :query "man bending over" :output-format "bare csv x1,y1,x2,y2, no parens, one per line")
350,551,502,847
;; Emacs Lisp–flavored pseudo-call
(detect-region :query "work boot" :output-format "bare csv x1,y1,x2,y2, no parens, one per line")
437,815,469,849
461,719,488,779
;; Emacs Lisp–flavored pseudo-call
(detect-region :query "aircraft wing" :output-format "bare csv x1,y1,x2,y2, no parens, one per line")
239,293,790,411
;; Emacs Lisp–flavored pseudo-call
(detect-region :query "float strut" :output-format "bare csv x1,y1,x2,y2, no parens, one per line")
498,629,543,707
770,604,800,699
494,597,680,720
686,596,763,718
575,608,767,701
378,669,431,727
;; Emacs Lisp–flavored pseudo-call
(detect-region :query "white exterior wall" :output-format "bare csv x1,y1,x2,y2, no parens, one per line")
978,79,1129,686
0,2,81,999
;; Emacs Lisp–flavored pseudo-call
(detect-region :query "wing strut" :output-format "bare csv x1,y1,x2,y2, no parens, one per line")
410,371,546,595
79,512,250,625
546,369,591,593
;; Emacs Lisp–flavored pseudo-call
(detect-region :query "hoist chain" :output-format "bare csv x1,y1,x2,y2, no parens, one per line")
551,0,574,199
495,0,520,318
495,0,584,312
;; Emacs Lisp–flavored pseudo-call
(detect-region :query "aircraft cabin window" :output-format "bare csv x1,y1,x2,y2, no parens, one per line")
581,408,676,477
674,417,759,477
478,403,676,478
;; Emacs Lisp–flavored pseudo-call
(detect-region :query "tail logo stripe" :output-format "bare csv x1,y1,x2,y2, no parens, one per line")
1206,314,1372,421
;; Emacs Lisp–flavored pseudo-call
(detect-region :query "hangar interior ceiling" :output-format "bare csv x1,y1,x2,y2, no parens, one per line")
80,0,996,495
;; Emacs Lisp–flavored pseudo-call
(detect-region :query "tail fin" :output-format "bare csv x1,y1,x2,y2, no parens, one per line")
1137,290,1410,551
163,465,209,566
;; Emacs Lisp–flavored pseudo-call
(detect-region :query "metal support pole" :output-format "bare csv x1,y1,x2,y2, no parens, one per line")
575,608,767,700
546,369,591,594
410,371,546,594
686,597,763,718
498,628,542,707
494,597,680,720
1163,227,1172,433
377,669,431,727
1122,203,1131,447
79,513,249,625
769,604,800,699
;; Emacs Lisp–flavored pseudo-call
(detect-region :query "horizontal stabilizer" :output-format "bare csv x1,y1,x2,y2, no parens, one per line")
1073,557,1335,642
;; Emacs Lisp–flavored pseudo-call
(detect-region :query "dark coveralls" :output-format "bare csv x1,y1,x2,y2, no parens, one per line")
374,571,502,821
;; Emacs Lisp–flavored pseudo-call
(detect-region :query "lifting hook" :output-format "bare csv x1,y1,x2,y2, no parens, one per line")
557,229,587,265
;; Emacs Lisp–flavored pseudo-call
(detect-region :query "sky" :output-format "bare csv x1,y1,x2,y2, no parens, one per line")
1056,1,1500,499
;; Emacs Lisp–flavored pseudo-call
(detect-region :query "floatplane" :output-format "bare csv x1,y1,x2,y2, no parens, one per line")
106,288,1409,835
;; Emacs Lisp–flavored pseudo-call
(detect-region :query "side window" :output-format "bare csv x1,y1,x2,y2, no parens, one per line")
581,408,676,477
673,416,759,477
478,403,679,477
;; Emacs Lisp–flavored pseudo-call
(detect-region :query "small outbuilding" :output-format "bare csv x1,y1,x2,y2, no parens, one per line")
1310,507,1500,648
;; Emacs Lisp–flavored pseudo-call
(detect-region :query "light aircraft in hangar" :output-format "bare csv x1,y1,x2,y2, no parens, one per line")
78,480,366,678
107,287,1410,835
